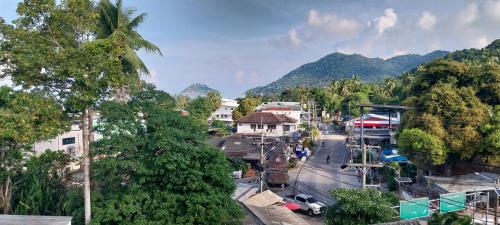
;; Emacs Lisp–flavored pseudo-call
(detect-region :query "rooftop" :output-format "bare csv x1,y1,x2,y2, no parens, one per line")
0,215,72,225
236,112,297,124
425,172,500,193
256,102,302,111
243,190,310,225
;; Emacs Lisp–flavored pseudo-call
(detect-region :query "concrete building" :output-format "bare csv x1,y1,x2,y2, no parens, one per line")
209,98,239,125
33,114,101,161
256,102,304,125
235,112,297,136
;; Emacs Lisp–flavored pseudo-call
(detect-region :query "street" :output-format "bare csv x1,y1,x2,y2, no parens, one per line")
286,132,361,224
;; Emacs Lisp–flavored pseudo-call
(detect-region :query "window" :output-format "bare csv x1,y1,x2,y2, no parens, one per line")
250,124,256,129
283,125,290,131
257,124,263,129
306,197,317,203
267,125,276,130
62,137,76,145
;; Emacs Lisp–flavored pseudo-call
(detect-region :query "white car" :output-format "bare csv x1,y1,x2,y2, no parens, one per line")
285,193,326,216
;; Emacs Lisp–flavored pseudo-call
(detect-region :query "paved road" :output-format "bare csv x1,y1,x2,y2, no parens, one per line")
287,132,361,225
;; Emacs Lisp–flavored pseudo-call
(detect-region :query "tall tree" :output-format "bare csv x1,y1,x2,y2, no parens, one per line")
91,87,243,225
0,1,133,223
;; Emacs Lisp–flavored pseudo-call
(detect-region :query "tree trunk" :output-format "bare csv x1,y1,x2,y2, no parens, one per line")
82,109,91,225
0,175,12,214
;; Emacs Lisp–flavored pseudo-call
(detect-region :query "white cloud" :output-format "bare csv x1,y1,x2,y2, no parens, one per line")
306,9,362,37
287,29,302,47
271,9,362,49
270,28,302,49
373,8,397,34
418,11,437,31
475,36,489,48
484,0,500,21
392,49,407,57
456,3,478,26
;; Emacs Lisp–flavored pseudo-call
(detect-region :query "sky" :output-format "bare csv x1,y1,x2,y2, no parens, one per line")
1,0,500,98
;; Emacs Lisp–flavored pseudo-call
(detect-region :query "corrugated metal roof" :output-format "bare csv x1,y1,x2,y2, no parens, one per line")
0,215,72,225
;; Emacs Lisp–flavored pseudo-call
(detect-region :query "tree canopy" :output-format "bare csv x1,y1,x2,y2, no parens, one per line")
401,55,499,165
0,86,68,213
325,189,396,225
90,86,243,225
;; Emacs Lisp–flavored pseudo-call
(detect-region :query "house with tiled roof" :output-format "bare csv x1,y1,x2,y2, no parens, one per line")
235,112,297,136
256,101,304,125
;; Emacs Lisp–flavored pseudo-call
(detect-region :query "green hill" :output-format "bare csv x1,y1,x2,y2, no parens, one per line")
248,50,448,95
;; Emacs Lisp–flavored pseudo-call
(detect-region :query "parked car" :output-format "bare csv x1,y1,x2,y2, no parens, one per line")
284,193,325,216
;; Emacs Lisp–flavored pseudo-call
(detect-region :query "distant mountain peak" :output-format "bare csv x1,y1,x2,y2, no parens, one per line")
179,83,218,99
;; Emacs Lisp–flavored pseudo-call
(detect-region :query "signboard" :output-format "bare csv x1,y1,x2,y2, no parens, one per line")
440,192,465,213
399,197,429,220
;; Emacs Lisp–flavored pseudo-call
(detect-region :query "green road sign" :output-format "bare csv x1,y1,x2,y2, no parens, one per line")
440,192,465,213
400,197,429,220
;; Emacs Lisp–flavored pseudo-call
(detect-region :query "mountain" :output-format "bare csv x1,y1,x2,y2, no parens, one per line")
248,50,449,95
179,83,219,99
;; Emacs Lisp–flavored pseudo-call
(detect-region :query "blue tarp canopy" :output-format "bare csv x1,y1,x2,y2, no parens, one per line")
381,154,408,162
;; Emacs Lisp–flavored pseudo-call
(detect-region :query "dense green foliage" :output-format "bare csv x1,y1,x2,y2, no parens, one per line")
400,42,500,166
248,51,447,95
0,86,68,213
398,128,447,167
325,189,396,225
232,96,262,121
90,87,243,225
186,91,222,122
1,0,125,113
11,151,69,216
428,213,472,225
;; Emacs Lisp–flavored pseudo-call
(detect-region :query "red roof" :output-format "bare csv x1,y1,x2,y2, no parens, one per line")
236,112,297,124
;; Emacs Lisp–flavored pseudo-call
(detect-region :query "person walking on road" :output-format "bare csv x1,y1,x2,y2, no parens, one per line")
326,155,330,164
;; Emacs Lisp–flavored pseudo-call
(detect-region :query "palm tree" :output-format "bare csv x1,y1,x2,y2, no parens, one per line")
97,0,162,76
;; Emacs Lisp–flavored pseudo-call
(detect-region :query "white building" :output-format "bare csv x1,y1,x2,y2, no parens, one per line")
256,102,304,125
235,112,297,136
33,114,101,161
209,98,239,125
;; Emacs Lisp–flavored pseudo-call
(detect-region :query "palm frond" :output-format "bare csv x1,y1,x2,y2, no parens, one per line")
128,13,146,30
123,46,149,75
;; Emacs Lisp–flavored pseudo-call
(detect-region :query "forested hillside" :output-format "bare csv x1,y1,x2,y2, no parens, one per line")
248,50,448,95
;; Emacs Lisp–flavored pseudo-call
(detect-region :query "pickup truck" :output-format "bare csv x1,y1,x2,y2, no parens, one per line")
284,193,326,216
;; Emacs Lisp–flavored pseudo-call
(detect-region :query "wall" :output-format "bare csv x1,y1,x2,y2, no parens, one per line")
236,123,296,136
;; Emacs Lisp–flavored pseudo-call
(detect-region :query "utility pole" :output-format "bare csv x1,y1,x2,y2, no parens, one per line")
259,131,264,193
360,106,367,189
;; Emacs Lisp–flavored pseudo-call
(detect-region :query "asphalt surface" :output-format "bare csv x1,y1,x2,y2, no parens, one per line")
287,131,361,225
